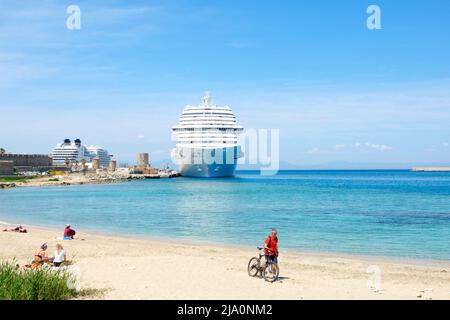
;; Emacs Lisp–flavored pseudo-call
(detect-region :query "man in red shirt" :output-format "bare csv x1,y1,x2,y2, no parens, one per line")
264,228,279,264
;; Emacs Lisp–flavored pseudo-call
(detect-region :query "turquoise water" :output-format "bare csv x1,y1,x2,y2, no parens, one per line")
1,170,449,261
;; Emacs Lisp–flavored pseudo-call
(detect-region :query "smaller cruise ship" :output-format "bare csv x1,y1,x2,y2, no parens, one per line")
51,139,111,167
87,145,111,167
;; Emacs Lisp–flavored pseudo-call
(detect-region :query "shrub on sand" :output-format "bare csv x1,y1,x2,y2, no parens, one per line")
0,260,98,300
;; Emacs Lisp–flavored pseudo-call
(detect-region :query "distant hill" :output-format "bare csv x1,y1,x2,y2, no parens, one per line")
237,161,450,171
141,158,450,171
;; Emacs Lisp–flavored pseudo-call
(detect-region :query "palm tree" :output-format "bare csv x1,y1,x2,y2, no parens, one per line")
0,148,5,155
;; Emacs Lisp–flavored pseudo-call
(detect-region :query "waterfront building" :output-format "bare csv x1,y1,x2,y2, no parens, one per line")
87,145,111,167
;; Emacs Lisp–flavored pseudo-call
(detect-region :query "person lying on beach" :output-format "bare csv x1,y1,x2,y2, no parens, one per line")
63,224,76,240
52,243,66,267
2,225,27,233
30,243,51,269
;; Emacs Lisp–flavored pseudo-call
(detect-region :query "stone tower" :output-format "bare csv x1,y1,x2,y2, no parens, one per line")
136,153,149,168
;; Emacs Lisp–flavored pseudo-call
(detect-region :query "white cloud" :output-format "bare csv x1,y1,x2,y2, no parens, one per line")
306,147,321,155
137,135,145,139
308,142,392,155
353,142,393,152
426,143,448,152
364,143,393,151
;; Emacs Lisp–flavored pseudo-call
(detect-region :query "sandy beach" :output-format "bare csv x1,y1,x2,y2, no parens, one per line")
0,223,449,300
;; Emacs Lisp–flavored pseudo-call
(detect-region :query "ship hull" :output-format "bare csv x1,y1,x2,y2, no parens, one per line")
179,163,237,178
173,146,241,178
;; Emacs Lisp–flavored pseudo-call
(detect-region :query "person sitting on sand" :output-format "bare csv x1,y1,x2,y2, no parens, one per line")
63,224,76,240
2,225,27,233
31,243,50,269
52,243,66,267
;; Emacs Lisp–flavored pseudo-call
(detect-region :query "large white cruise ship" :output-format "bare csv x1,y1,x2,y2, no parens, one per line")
171,93,244,178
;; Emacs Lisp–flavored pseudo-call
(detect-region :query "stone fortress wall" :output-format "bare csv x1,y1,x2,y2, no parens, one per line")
0,161,14,176
0,154,52,167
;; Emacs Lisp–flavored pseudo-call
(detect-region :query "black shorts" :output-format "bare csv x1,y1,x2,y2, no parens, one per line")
53,262,63,267
265,255,278,264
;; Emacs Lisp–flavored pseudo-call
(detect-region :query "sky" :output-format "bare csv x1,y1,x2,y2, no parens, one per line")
1,0,450,168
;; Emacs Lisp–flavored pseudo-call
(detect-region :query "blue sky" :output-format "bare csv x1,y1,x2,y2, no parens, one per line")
1,0,450,167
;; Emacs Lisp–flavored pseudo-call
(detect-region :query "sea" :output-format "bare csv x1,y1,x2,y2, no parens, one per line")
1,170,449,261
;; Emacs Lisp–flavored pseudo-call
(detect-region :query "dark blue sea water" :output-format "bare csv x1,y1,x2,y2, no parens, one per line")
1,170,449,261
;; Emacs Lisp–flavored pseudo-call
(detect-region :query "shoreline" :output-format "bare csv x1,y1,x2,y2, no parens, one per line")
0,171,181,189
1,219,449,268
0,174,129,189
1,220,449,300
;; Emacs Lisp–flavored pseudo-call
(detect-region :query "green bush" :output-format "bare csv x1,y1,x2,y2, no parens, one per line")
0,261,81,300
0,176,30,183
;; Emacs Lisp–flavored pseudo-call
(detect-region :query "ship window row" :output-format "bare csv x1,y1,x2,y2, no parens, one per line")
177,125,237,129
181,111,235,115
178,123,237,127
180,114,235,119
181,112,235,115
179,119,236,123
182,112,234,116
178,139,238,142
178,136,237,139
173,127,241,131
184,106,232,112
179,118,236,122
177,135,238,139
180,119,236,125
180,141,238,144
175,130,243,133
177,133,238,136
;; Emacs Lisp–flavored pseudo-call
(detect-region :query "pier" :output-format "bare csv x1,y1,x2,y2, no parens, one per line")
412,167,450,172
129,172,181,179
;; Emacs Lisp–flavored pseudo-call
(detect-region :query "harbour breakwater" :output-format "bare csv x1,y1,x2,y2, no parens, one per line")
412,167,450,172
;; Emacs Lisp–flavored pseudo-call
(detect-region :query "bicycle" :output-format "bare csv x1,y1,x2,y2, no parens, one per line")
247,247,280,282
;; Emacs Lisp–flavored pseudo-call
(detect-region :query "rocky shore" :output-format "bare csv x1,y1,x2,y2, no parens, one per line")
0,183,16,189
0,171,181,189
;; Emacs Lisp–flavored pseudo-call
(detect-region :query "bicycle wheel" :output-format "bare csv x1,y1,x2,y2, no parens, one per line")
247,257,260,277
263,263,279,282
